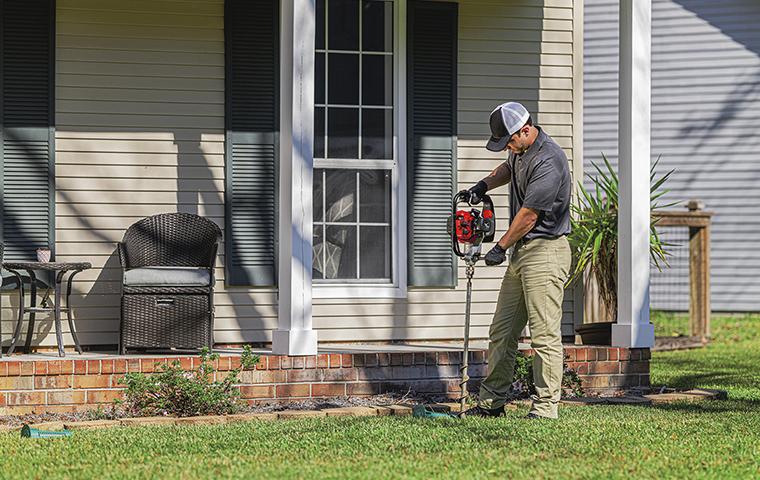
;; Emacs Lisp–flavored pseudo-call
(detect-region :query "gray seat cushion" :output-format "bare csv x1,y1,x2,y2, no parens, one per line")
123,266,211,286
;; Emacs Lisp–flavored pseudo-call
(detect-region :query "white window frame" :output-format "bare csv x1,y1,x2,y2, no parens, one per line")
313,0,407,299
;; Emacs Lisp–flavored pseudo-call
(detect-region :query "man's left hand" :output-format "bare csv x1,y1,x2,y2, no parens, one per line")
484,244,507,266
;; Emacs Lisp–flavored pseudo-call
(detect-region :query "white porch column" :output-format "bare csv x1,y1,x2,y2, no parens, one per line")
613,0,655,348
273,0,318,355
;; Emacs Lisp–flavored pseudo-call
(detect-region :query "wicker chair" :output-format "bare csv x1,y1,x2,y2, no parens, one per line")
118,213,222,354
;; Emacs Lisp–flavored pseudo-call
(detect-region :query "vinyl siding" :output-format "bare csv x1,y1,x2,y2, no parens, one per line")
5,0,579,347
313,0,581,342
584,0,760,312
457,0,579,339
50,0,279,347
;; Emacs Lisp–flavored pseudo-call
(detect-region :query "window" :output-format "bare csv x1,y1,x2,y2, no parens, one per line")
313,0,397,285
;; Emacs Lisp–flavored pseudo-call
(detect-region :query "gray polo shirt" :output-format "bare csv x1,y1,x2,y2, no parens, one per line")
505,127,571,240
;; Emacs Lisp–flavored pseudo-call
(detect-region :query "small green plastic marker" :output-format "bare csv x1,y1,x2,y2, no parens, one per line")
20,425,73,438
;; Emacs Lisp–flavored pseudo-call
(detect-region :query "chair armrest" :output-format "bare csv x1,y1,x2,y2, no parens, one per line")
117,242,128,269
208,242,219,287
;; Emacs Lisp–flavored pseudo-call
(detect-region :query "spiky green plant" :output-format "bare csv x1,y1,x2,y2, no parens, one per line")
567,154,676,320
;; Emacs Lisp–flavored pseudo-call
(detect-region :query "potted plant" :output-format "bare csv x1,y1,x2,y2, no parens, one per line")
567,154,674,344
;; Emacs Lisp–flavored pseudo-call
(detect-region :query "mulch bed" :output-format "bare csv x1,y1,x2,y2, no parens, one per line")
0,392,424,428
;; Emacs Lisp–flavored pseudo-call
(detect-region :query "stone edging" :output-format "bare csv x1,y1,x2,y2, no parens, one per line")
561,389,727,406
7,389,725,433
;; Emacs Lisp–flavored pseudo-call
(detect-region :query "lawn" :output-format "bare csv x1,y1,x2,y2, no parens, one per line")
1,316,759,479
651,310,691,337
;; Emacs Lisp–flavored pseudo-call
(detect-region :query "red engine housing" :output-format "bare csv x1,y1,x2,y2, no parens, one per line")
450,191,496,258
455,210,477,243
454,207,494,244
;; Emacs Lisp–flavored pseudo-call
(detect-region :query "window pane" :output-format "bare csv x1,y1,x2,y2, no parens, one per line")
325,225,357,279
315,53,325,104
362,1,392,52
362,109,392,159
360,226,391,279
314,168,324,222
360,170,391,223
313,224,325,279
313,0,394,286
328,108,359,159
314,107,325,158
328,0,359,51
328,53,359,105
362,55,392,106
316,0,325,49
325,169,356,222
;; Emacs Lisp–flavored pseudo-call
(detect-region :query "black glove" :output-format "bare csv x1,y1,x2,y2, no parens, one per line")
484,244,507,266
466,180,488,205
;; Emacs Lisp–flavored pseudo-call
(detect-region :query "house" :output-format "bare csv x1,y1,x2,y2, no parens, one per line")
0,0,666,413
1,0,588,354
0,0,665,352
584,0,760,312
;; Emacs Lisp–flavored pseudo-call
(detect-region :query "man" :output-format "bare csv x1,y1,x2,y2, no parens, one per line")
462,102,572,419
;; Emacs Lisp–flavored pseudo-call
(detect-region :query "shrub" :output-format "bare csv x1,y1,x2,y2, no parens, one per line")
118,346,259,417
510,352,584,399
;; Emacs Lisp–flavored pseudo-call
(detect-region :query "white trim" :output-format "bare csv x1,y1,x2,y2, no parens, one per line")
312,0,407,300
315,159,394,169
614,0,654,348
396,0,408,296
275,0,318,355
313,285,406,299
572,0,585,332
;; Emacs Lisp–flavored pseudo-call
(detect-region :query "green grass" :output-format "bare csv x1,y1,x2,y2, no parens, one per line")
2,316,760,479
651,310,691,337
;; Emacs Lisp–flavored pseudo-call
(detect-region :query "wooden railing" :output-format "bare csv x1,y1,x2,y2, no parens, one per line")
581,200,713,344
653,200,713,343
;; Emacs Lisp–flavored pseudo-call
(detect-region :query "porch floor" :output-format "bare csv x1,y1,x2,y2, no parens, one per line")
1,341,496,362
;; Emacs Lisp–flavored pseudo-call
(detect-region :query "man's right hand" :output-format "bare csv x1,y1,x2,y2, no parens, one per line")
465,180,488,205
484,244,507,266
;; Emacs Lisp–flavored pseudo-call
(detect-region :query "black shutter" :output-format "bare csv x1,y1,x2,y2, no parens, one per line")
0,0,55,262
407,1,458,287
225,0,279,286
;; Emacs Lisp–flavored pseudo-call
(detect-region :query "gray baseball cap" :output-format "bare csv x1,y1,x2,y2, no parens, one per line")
486,102,531,152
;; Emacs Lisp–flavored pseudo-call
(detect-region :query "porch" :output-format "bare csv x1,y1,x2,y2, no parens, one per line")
0,343,650,415
1,0,588,355
1,0,656,417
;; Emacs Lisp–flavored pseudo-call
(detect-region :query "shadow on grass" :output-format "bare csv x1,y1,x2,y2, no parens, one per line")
654,364,760,387
649,399,760,414
652,347,760,413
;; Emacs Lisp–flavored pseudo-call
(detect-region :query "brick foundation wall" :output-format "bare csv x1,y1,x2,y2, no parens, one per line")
563,346,650,392
0,346,649,415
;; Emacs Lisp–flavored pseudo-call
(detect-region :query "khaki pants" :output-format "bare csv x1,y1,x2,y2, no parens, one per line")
478,236,571,418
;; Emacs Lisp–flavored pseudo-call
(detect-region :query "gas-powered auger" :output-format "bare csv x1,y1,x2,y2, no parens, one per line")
449,191,495,416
